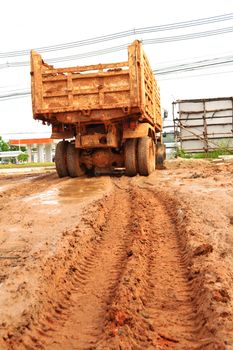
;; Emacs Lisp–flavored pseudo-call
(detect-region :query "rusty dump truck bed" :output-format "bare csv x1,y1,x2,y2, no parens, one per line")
31,40,162,130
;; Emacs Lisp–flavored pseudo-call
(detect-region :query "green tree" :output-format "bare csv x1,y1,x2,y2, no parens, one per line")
10,145,27,152
17,153,29,162
0,136,9,151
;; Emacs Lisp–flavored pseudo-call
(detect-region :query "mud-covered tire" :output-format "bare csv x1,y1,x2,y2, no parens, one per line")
125,138,138,177
55,140,69,178
67,143,85,178
138,137,155,176
156,143,166,169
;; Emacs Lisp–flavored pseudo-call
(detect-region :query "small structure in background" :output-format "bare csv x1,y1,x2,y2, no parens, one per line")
9,138,55,162
173,97,233,154
162,108,176,158
162,129,175,158
0,151,23,164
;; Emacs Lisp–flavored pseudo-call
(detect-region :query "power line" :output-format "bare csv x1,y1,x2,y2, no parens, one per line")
145,25,233,44
1,12,233,59
154,55,233,75
158,68,233,81
155,49,233,66
0,93,30,101
1,25,233,70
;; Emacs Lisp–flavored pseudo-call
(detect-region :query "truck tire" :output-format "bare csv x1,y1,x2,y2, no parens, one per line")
156,143,166,169
125,138,138,176
67,143,85,177
138,137,155,176
55,140,69,178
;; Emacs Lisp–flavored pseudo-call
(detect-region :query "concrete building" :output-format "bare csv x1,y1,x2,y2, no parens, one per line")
9,138,55,162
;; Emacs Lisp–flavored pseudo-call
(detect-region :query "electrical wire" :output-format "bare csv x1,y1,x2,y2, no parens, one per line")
0,92,30,101
158,69,233,81
0,12,233,58
154,56,233,75
1,25,233,70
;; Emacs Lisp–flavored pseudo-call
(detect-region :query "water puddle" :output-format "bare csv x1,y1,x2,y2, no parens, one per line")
186,183,217,193
25,188,59,205
58,177,107,203
25,177,108,207
0,185,8,192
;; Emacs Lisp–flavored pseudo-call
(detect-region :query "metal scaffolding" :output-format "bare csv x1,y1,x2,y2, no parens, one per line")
173,97,233,153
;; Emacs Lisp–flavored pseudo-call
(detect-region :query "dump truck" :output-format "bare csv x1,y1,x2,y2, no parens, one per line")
30,40,165,177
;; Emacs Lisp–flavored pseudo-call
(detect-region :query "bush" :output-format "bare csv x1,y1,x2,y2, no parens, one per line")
174,148,191,159
17,153,29,162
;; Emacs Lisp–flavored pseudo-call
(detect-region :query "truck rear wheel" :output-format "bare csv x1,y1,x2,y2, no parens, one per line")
156,143,166,169
125,138,138,176
67,143,85,177
55,140,69,178
138,137,155,176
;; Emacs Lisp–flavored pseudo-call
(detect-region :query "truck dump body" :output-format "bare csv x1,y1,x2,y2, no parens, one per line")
31,41,162,131
31,40,165,178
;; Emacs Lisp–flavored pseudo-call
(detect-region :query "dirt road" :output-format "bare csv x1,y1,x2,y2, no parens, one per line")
0,160,232,349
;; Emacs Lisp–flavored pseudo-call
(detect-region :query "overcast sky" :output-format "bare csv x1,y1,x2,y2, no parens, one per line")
1,0,233,140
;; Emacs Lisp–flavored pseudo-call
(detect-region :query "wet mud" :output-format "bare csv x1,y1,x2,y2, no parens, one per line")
0,160,232,349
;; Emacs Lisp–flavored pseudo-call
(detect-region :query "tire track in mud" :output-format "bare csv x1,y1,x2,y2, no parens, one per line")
0,173,58,202
97,183,222,349
140,191,202,348
5,179,223,350
137,187,199,348
43,188,132,350
8,186,134,350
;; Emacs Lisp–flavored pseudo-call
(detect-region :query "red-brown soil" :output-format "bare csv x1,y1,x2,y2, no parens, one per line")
0,159,232,349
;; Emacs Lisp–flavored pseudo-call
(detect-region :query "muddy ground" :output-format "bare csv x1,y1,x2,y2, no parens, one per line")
0,159,232,350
